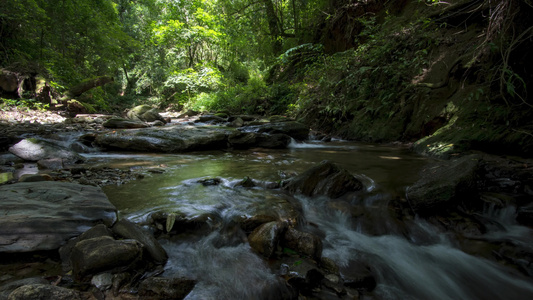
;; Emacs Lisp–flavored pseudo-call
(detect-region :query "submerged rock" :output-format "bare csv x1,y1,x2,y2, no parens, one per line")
406,154,480,214
0,182,117,252
282,160,363,198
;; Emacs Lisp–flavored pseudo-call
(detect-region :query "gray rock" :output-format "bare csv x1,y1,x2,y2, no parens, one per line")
0,182,117,252
8,284,81,300
70,236,143,279
112,219,168,264
283,160,363,198
406,154,480,214
240,121,309,140
248,221,286,258
91,273,114,291
283,228,323,260
8,138,85,165
126,105,167,123
138,277,196,300
0,278,48,300
102,117,148,129
95,125,230,152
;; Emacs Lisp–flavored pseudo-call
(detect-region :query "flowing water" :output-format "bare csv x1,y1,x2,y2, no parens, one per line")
96,140,533,300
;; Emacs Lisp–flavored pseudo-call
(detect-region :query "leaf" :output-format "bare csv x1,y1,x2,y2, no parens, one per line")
166,212,176,232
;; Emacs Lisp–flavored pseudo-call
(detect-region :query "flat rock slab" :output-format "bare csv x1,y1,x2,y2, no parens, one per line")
0,182,117,253
95,125,231,152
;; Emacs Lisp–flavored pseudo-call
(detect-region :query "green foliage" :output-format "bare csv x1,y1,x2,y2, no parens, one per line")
1,97,49,112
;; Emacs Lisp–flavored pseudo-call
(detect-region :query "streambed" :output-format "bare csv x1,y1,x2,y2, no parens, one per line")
95,141,533,300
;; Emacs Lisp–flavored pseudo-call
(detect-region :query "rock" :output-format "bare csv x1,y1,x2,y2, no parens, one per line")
517,204,533,227
228,132,257,149
138,277,196,300
95,125,230,152
8,284,81,300
8,138,85,165
282,160,363,198
59,224,114,272
240,121,310,141
127,105,167,123
102,117,148,129
70,236,143,279
0,172,14,184
36,158,64,170
248,221,286,258
91,273,114,291
112,219,168,264
0,278,48,300
195,115,227,124
230,117,244,127
17,174,52,182
406,154,480,214
256,133,292,149
0,182,117,252
283,228,323,260
342,261,376,292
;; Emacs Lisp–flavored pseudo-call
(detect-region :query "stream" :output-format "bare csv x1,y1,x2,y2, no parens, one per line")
88,140,533,300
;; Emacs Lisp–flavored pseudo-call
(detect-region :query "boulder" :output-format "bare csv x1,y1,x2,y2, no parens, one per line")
283,228,323,260
70,236,143,279
126,105,167,123
228,131,291,149
0,278,49,300
282,161,363,198
517,204,533,227
248,221,286,258
112,219,168,264
240,121,310,141
95,126,230,153
102,117,148,129
406,155,480,214
0,182,117,252
8,284,81,300
138,277,196,300
8,138,85,165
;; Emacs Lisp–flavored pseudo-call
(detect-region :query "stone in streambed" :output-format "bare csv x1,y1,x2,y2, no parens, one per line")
8,284,82,300
0,181,117,253
8,138,85,165
112,219,168,264
282,160,363,198
248,221,286,258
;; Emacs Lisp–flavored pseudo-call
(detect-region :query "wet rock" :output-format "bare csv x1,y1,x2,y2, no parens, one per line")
406,155,480,214
70,236,143,279
138,277,196,300
91,273,113,291
8,138,85,165
112,219,168,264
195,115,227,124
342,261,376,292
228,131,257,149
0,182,117,252
0,278,49,300
197,177,222,186
230,117,244,127
102,117,148,129
95,125,229,152
59,224,114,272
517,204,533,227
282,160,363,198
240,121,309,141
17,174,53,182
8,284,81,300
256,133,292,149
248,221,286,258
283,228,323,260
36,158,64,170
320,257,340,274
239,215,278,233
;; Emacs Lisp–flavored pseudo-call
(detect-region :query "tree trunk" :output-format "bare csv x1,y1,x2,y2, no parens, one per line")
66,76,114,98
